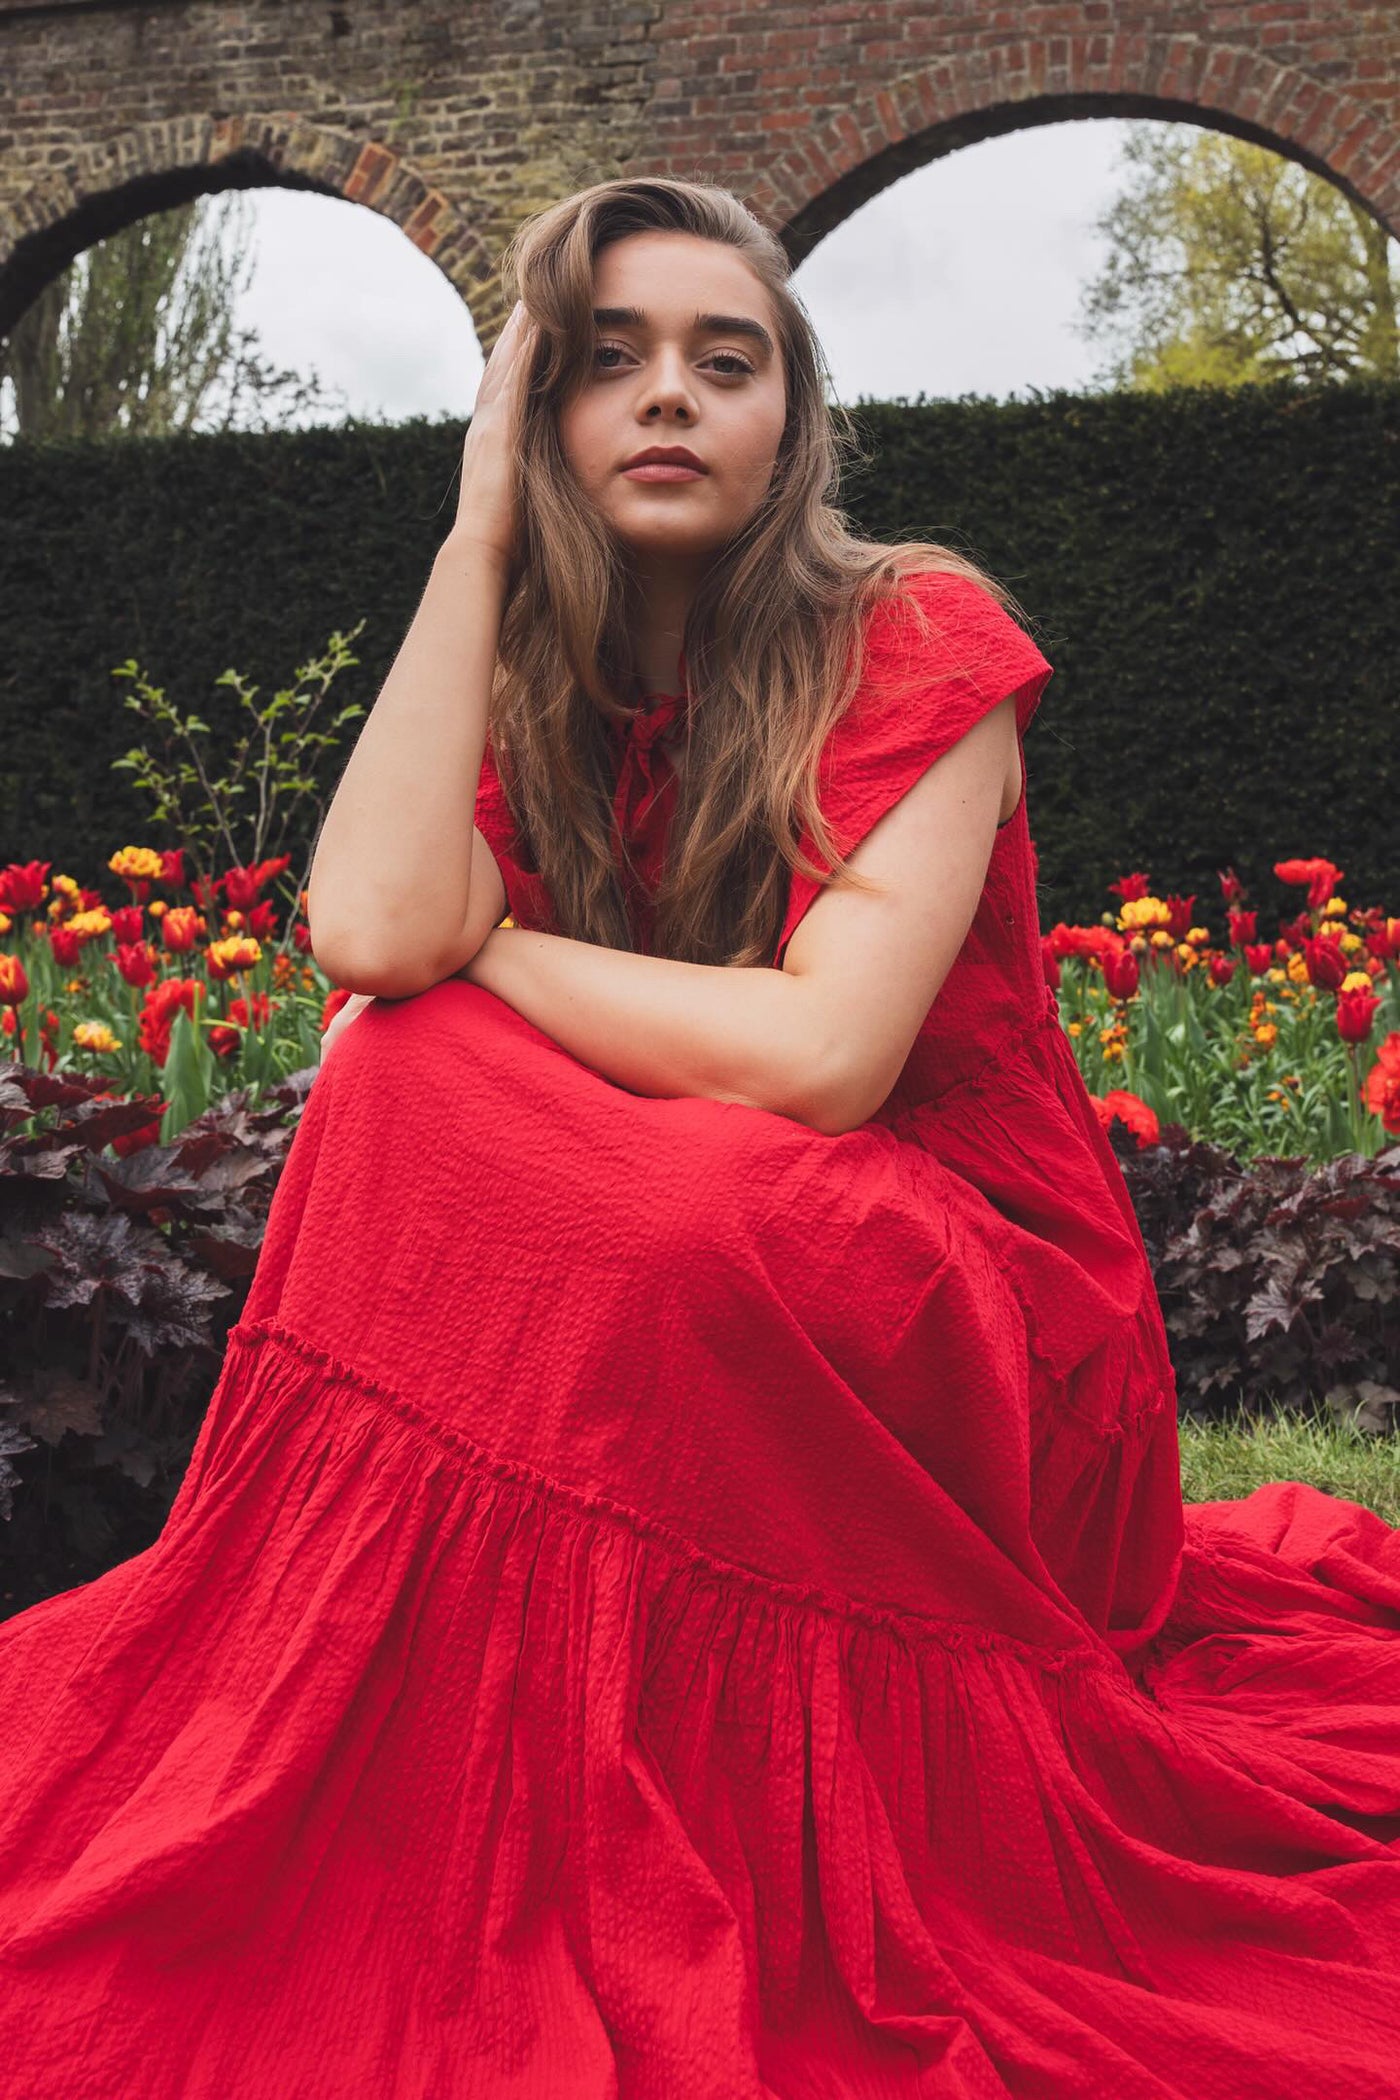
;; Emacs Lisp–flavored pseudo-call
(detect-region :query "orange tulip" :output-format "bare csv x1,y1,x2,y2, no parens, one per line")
160,907,204,953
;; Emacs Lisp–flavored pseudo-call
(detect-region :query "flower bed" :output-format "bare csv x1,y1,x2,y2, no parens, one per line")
1047,854,1399,1163
0,846,341,1145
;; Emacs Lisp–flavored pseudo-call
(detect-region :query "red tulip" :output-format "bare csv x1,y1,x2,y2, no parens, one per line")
109,906,145,944
0,954,29,1005
1108,872,1152,904
1164,894,1195,939
0,861,51,912
138,977,202,1066
1337,987,1382,1045
115,941,157,988
1101,946,1140,1001
321,987,353,1034
1275,858,1343,911
230,992,273,1028
222,855,293,911
1302,936,1347,991
1362,1034,1400,1136
1092,1089,1159,1149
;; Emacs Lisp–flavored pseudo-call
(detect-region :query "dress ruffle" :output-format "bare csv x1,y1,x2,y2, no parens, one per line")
2,1318,1399,2098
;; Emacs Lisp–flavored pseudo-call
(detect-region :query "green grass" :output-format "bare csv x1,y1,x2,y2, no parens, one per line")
1178,1407,1400,1524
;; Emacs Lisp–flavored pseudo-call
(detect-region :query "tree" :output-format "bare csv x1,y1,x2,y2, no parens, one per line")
0,189,351,442
1075,121,1400,391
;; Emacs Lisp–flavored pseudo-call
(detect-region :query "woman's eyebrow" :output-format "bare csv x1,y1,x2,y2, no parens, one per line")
591,305,775,359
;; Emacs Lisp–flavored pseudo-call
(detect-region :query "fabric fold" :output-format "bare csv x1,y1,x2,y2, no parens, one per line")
3,1324,1400,2098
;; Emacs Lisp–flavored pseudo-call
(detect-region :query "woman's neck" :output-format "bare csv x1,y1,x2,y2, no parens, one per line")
631,559,704,696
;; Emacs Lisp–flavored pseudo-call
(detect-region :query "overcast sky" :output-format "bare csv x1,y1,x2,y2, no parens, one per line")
225,116,1138,425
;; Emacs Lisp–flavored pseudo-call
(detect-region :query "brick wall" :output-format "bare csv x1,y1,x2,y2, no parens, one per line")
1,0,1396,350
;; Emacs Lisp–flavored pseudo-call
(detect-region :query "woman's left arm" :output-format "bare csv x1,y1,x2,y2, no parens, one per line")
457,688,1017,1136
457,926,844,1132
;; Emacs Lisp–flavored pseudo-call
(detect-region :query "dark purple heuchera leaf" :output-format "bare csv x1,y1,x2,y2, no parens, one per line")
0,1238,57,1281
3,1142,88,1181
0,1063,321,1573
185,1215,269,1281
1106,1120,1400,1427
30,1210,230,1348
20,1374,104,1447
0,1421,37,1523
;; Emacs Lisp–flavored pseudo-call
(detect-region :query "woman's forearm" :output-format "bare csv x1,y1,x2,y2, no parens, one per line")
458,926,847,1133
307,532,509,993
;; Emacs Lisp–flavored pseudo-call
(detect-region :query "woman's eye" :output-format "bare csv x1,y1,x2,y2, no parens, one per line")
593,341,753,377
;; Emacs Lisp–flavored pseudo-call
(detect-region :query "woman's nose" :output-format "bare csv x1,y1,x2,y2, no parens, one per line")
637,351,698,416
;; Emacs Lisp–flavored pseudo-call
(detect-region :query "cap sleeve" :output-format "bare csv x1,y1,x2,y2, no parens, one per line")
773,570,1053,967
473,737,557,935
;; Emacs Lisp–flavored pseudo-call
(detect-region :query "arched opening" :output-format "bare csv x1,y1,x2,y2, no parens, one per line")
0,121,493,439
788,108,1399,405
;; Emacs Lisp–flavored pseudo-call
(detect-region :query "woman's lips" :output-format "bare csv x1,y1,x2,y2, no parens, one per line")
620,463,707,481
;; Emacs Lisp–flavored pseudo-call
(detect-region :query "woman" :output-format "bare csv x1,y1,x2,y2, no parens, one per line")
1,175,1398,2099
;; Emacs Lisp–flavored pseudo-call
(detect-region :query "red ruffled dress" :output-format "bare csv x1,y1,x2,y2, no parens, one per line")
1,569,1399,2098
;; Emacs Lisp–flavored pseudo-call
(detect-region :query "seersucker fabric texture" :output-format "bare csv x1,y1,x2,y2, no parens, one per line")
1,569,1399,2096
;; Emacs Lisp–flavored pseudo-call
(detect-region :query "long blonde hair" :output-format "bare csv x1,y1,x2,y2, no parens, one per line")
488,174,1024,967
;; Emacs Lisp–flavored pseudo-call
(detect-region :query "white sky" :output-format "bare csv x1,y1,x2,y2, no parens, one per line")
226,116,1138,424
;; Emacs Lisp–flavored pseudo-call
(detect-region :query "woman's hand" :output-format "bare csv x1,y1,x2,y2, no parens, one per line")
451,298,541,571
320,990,376,1060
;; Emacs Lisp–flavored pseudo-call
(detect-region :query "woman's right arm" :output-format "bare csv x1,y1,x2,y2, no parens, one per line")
306,300,537,1000
306,535,510,998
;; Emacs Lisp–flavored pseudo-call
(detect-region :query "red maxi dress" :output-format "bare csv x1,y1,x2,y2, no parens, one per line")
1,567,1400,2099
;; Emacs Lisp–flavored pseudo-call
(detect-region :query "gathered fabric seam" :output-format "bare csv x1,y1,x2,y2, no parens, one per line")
224,1317,1127,1682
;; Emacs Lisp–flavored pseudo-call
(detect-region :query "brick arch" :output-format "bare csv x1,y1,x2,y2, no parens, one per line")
0,112,495,340
2,7,1398,353
746,36,1400,262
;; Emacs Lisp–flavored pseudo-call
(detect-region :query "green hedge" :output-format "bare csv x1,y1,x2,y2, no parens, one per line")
2,379,1397,932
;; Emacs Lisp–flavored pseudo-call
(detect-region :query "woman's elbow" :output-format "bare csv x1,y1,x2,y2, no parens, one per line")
308,929,441,1001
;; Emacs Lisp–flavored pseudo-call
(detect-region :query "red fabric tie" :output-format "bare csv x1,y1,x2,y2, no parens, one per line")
610,690,687,850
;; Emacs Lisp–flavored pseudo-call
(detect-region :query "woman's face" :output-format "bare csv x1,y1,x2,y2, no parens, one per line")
558,229,788,570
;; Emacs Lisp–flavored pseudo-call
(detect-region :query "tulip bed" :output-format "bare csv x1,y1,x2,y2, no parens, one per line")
0,845,1396,1164
0,847,340,1147
1050,855,1399,1164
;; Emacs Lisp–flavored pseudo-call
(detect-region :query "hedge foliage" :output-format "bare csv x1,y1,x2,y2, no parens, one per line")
2,379,1397,932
